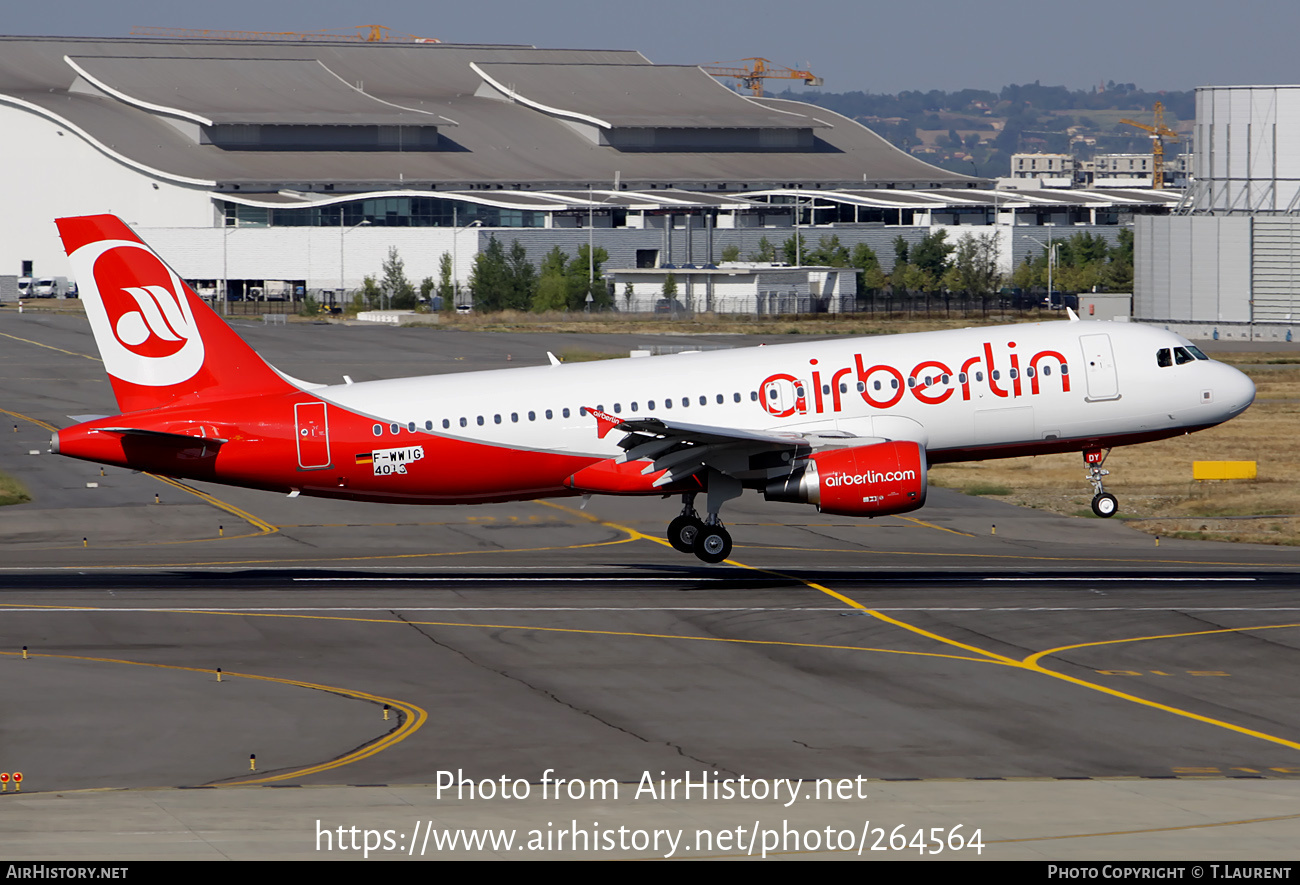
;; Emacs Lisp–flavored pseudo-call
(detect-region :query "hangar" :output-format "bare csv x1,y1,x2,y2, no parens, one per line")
0,35,1167,308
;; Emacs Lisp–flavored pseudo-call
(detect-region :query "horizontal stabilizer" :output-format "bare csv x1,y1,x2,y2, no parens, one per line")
99,427,228,445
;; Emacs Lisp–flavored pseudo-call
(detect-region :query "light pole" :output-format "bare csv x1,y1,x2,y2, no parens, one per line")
1026,233,1057,306
339,218,370,310
221,220,235,317
451,209,482,310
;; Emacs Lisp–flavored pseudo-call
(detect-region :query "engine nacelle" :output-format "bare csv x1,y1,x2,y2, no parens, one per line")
764,440,927,517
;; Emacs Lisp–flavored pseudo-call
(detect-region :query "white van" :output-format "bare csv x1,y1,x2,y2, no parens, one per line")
34,276,70,298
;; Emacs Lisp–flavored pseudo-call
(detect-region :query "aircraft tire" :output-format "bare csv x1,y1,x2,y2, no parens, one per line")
1091,493,1118,518
693,526,732,564
668,515,705,553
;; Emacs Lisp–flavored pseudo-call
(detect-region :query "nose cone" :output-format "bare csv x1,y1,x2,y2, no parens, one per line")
1219,363,1256,417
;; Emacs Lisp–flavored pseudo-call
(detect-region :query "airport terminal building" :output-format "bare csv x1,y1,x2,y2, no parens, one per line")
0,35,1173,309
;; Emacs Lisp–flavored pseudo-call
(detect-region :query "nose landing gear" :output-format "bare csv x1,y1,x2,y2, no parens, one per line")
1084,448,1117,517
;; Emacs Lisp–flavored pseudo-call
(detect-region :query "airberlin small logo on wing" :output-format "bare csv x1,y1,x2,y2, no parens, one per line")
69,239,205,388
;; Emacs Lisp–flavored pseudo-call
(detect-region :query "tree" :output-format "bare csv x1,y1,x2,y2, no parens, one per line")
1104,229,1134,290
910,229,954,277
750,236,776,262
419,276,435,312
949,232,1002,300
436,252,454,312
359,274,381,310
807,235,849,267
849,242,885,295
381,247,417,309
662,271,678,299
564,244,609,310
531,246,569,313
469,236,510,311
893,235,911,269
782,232,808,265
504,240,537,311
720,244,741,262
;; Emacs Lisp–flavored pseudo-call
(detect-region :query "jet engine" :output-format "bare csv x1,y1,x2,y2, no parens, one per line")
763,440,927,517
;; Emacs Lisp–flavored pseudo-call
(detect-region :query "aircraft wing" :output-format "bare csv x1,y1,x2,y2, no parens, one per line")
586,407,880,488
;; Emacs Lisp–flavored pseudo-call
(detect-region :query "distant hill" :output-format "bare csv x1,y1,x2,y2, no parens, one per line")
777,81,1195,178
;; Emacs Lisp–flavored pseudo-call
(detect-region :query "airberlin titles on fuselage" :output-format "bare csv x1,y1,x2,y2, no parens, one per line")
759,340,1071,417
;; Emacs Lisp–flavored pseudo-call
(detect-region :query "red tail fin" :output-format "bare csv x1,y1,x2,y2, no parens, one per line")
56,215,295,414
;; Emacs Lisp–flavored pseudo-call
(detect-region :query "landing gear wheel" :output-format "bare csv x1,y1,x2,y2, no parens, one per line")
667,514,705,553
693,525,733,564
1091,493,1118,518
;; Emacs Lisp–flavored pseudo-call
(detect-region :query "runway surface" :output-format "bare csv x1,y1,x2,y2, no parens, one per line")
3,309,1300,860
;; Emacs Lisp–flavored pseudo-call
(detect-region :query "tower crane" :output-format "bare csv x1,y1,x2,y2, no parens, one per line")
129,25,438,43
1119,101,1179,189
699,58,822,98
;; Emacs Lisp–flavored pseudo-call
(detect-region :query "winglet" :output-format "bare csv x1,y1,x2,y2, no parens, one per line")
547,352,562,366
1066,306,1080,322
586,406,622,439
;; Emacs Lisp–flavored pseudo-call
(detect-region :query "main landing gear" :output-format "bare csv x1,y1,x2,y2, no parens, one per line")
665,485,736,564
1084,448,1118,518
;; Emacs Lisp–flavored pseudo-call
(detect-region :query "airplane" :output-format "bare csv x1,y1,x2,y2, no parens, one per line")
49,214,1256,563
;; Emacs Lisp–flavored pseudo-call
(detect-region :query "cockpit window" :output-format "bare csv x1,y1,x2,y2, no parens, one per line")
1156,348,1172,368
1186,345,1210,361
1174,347,1196,365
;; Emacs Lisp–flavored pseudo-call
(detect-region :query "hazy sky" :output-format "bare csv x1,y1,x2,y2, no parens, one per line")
10,0,1300,95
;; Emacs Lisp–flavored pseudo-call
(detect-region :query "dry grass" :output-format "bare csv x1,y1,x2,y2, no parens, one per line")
930,362,1300,544
431,309,1057,337
0,471,31,507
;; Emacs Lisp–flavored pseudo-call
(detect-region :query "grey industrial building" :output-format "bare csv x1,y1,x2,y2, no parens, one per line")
1135,85,1300,339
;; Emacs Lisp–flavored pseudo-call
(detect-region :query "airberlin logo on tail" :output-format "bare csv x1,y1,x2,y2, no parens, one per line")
69,239,205,388
112,286,190,356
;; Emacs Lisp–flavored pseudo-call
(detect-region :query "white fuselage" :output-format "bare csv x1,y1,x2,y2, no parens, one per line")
315,320,1255,461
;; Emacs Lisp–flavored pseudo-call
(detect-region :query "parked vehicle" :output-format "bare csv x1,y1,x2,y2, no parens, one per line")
34,276,71,298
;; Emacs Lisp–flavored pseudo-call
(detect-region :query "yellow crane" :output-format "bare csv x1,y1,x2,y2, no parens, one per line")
699,58,822,98
129,25,438,43
1119,101,1179,189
